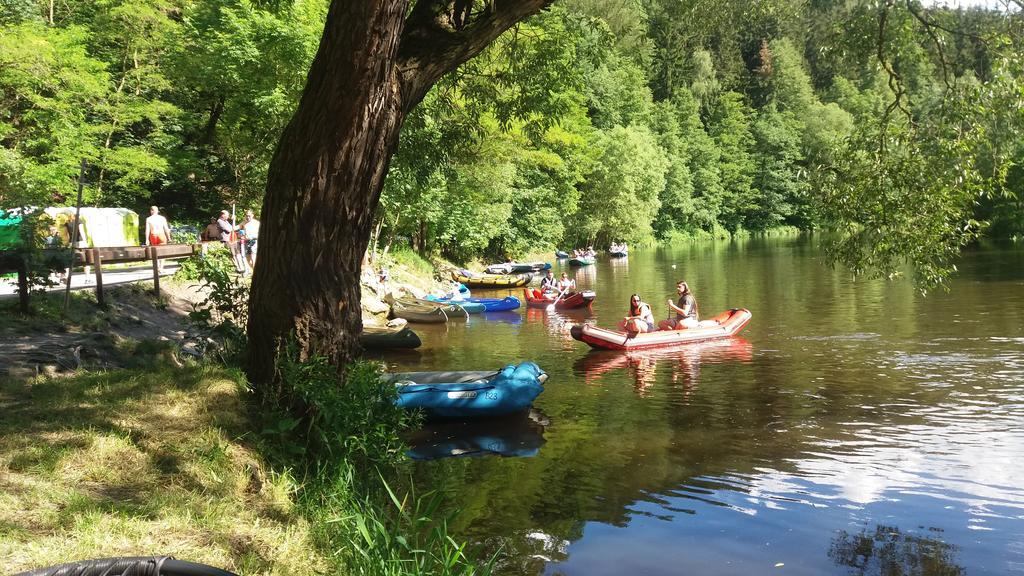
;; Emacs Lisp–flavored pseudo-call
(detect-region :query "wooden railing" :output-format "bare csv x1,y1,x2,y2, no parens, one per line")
1,243,203,311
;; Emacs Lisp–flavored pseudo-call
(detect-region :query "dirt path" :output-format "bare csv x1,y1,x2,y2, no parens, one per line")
0,282,206,378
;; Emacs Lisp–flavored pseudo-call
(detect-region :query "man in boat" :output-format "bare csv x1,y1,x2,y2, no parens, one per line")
540,270,556,293
660,280,700,330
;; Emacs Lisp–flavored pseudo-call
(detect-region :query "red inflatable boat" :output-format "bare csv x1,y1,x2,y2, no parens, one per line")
570,308,752,350
523,288,596,310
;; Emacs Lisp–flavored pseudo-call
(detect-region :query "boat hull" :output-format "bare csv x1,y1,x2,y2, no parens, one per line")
452,269,533,288
390,298,467,323
485,261,551,274
387,362,547,418
427,295,520,312
568,257,595,266
424,295,486,313
570,308,752,350
360,325,422,349
523,288,595,310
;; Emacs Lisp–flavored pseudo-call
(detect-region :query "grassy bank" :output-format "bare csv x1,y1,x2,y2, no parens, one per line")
0,364,322,574
0,276,491,575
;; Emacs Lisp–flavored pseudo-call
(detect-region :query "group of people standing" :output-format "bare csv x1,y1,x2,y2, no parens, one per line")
201,209,260,274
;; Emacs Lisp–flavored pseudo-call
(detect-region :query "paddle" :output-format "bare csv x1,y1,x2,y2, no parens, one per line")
547,285,569,312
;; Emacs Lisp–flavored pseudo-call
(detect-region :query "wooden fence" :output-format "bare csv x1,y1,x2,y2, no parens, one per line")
1,243,202,311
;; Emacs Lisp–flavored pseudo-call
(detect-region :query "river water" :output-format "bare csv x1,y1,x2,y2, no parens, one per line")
383,237,1024,576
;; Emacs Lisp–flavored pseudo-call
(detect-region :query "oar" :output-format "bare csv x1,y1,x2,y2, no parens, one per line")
547,285,569,312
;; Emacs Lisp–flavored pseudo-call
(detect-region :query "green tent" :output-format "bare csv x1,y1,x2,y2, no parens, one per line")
0,210,25,250
42,207,140,247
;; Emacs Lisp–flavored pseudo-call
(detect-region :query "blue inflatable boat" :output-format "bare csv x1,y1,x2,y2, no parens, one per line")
426,295,520,312
423,294,486,313
386,362,547,418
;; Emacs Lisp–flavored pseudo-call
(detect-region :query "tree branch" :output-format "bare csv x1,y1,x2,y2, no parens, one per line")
876,0,912,138
396,0,554,110
906,0,952,92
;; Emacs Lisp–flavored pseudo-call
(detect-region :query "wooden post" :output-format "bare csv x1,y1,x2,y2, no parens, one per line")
63,159,87,316
93,248,105,307
16,256,29,314
151,246,160,298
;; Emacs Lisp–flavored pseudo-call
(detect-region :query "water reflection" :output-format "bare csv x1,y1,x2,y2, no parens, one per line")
402,241,1024,576
569,264,597,287
573,337,753,395
405,409,548,460
525,306,596,341
480,311,524,325
829,525,965,576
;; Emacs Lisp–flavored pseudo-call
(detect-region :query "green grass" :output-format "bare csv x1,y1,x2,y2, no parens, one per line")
0,354,493,576
384,247,437,279
0,365,323,575
1,257,492,576
0,287,106,334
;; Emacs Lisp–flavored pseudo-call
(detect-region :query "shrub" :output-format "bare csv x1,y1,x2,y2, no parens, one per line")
183,246,249,361
274,351,420,466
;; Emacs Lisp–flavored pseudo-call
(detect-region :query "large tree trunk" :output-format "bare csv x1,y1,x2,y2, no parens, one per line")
246,0,552,397
246,2,407,395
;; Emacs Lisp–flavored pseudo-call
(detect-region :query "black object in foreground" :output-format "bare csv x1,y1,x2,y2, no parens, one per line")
14,557,237,576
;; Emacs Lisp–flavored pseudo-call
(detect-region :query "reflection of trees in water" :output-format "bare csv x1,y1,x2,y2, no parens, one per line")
525,306,595,341
829,525,964,576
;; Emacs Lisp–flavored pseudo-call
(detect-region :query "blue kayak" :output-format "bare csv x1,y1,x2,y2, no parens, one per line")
472,296,520,311
424,295,486,313
429,295,520,312
388,362,547,418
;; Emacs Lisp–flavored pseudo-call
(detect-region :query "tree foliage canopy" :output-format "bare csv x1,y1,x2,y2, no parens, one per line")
1,0,1021,284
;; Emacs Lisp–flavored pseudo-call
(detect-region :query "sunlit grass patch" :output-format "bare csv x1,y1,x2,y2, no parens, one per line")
0,366,323,575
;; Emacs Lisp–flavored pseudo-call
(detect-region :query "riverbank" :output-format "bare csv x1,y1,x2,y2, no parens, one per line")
0,281,323,573
0,260,486,575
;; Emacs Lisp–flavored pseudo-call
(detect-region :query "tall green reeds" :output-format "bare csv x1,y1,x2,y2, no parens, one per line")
271,351,492,576
303,465,494,576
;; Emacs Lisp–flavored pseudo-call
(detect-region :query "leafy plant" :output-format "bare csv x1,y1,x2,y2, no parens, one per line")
276,352,420,466
306,465,495,576
185,246,249,359
4,211,69,310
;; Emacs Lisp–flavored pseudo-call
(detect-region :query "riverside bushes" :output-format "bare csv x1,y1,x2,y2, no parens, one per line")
267,350,491,576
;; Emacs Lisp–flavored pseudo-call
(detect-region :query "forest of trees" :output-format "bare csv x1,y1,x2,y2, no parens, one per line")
1,0,1022,271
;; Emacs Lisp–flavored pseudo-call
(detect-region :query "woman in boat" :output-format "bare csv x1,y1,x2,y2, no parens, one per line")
555,272,576,293
660,280,699,330
622,294,656,334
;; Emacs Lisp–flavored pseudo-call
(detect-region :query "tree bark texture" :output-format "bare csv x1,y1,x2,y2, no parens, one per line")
246,0,552,396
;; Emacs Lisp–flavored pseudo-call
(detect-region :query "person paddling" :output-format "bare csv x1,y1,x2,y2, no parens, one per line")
540,270,556,293
622,294,655,334
661,280,699,330
555,272,575,293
